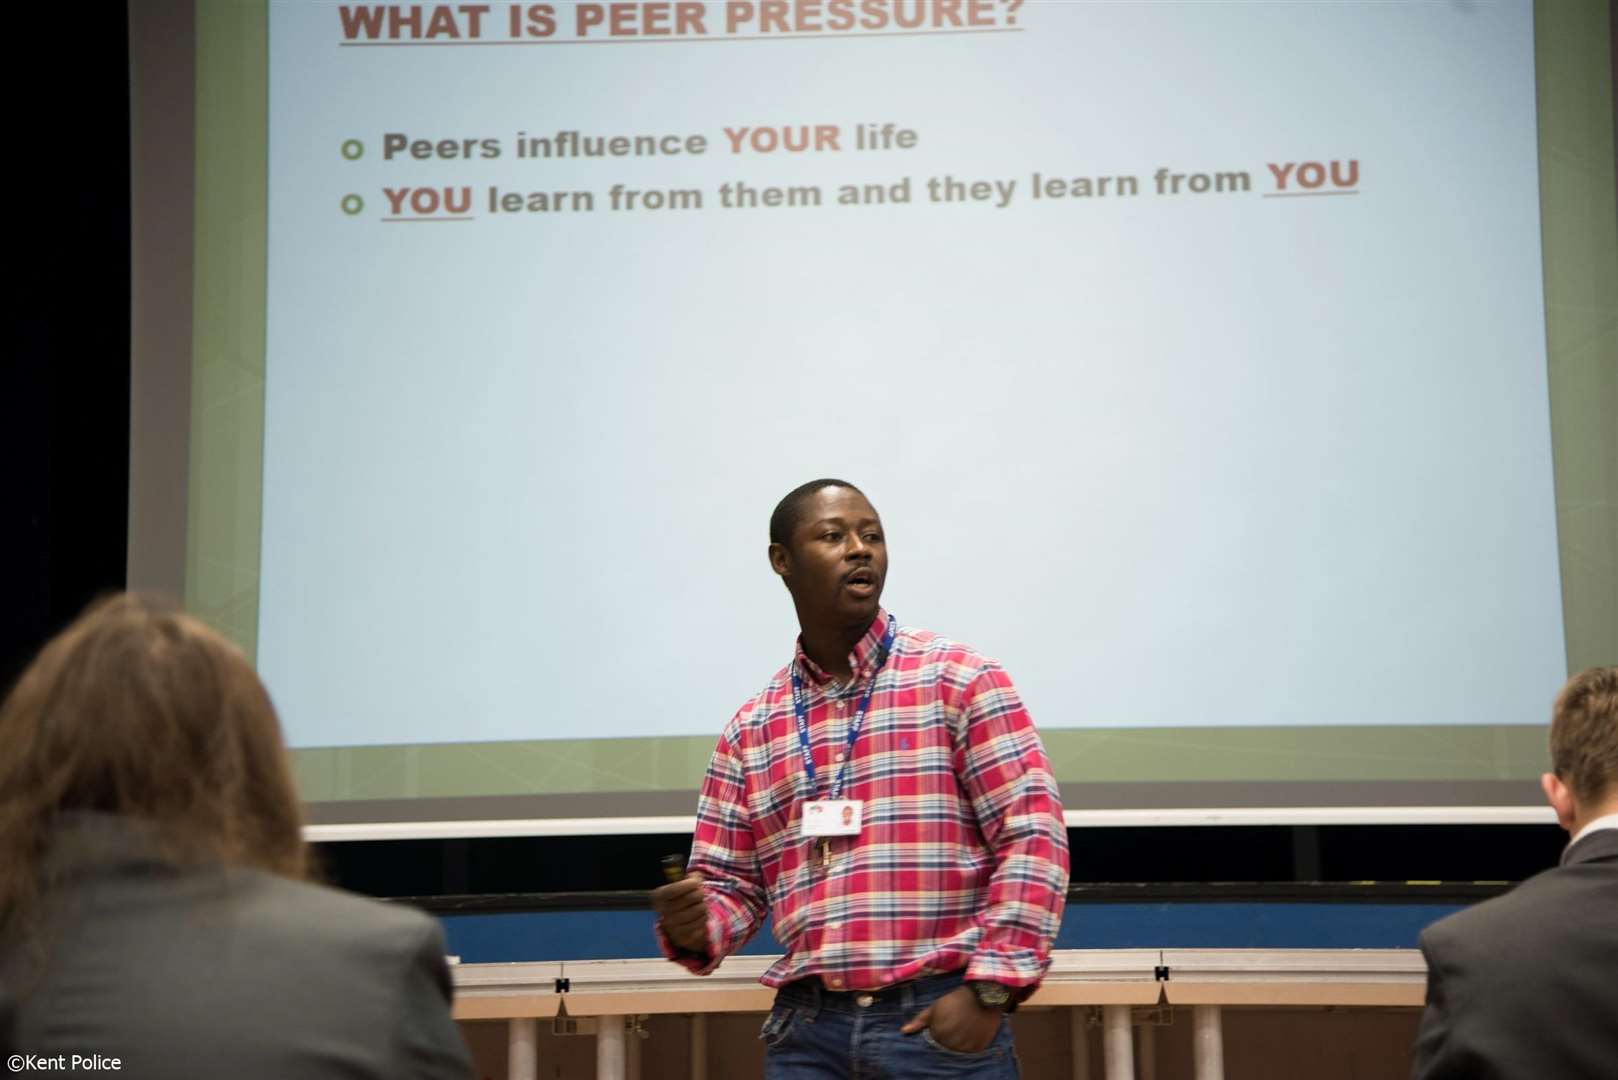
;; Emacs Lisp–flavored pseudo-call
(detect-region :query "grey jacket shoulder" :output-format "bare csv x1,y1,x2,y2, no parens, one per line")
225,869,455,982
1411,830,1618,1079
3,847,472,1080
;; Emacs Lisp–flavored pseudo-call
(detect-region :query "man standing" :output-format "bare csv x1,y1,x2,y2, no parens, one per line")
653,479,1069,1077
1411,665,1618,1080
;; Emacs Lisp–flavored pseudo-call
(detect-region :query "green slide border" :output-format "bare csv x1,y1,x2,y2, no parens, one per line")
1538,0,1618,676
188,0,268,658
188,0,1616,804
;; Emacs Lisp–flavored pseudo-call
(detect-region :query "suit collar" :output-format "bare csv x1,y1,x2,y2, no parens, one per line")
44,811,169,878
1561,825,1618,867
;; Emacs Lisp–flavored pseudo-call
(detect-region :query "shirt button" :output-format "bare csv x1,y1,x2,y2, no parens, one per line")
828,920,843,930
829,977,844,989
834,752,845,762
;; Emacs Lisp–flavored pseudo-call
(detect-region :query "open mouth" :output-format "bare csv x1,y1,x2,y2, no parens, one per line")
843,570,878,596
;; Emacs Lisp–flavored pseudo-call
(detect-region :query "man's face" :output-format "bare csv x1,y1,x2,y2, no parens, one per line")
771,486,888,627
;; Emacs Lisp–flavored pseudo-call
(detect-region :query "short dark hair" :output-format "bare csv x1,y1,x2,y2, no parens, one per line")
769,478,865,547
1550,665,1618,805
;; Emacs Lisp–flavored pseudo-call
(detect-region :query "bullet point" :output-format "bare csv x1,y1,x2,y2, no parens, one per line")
341,139,364,160
341,194,364,215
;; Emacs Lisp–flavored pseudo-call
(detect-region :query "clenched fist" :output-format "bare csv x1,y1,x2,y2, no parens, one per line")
652,872,710,954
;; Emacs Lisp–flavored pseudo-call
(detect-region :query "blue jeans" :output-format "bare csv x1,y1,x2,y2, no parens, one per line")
760,973,1020,1079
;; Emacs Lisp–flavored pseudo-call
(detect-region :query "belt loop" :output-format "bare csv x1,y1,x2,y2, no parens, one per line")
901,980,915,1012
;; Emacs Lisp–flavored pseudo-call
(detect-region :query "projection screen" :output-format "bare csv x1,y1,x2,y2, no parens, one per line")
127,0,1618,837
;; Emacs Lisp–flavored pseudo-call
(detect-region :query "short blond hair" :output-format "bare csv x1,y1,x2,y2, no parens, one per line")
1549,665,1618,806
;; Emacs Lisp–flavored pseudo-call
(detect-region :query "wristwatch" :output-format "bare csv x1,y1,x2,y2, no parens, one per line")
968,980,1014,1012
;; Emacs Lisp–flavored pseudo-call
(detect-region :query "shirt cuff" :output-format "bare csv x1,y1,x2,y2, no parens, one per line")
655,901,739,976
654,917,717,975
964,947,1049,993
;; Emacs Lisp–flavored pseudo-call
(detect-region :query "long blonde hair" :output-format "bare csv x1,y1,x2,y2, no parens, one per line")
0,594,308,943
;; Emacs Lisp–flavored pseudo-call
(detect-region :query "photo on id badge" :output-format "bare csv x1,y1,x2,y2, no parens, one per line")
802,800,862,835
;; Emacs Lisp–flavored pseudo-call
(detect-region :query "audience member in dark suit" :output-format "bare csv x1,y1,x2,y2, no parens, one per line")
0,595,473,1080
1411,665,1618,1080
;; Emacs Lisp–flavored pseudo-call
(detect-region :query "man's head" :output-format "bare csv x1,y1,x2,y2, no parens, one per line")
768,479,887,632
1540,665,1618,834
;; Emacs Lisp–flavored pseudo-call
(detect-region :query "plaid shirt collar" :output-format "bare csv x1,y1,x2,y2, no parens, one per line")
791,608,890,687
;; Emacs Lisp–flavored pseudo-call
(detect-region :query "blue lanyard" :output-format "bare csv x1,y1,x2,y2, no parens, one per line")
789,616,896,801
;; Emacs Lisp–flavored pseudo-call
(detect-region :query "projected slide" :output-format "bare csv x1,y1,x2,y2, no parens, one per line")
260,0,1562,751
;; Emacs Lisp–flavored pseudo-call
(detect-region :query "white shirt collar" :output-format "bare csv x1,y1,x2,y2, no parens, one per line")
1568,811,1618,850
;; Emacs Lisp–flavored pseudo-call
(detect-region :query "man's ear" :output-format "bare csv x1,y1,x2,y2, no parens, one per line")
768,542,792,580
1541,771,1578,834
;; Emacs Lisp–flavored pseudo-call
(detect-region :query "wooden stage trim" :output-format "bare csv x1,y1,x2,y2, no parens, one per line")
450,949,1427,1020
455,995,563,1020
1163,982,1424,1007
559,988,778,1015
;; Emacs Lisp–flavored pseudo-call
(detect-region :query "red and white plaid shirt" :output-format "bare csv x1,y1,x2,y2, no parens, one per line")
661,610,1069,992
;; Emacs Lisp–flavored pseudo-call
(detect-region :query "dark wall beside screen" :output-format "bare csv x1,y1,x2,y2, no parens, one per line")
2,5,130,695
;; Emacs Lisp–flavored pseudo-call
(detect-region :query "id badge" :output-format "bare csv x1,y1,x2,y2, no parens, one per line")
800,800,863,836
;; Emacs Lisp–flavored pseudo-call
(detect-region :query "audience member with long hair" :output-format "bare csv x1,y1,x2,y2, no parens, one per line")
0,594,472,1079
